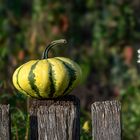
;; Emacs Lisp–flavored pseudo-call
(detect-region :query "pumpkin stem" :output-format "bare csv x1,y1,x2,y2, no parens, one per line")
42,39,67,59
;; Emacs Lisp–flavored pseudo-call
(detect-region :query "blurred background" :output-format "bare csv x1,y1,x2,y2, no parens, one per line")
0,0,140,139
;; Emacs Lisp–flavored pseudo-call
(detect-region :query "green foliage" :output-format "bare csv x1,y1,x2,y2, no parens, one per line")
10,93,29,140
121,86,140,140
11,107,29,140
80,109,92,140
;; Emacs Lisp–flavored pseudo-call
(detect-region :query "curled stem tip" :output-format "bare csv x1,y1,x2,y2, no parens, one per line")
51,39,67,44
42,39,67,59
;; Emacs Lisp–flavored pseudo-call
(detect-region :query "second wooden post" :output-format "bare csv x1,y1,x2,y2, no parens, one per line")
91,100,121,140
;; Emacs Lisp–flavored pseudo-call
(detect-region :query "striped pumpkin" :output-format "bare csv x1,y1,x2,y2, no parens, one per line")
12,39,82,99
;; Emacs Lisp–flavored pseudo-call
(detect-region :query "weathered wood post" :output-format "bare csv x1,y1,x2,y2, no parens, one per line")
29,95,80,140
91,100,121,140
0,105,10,140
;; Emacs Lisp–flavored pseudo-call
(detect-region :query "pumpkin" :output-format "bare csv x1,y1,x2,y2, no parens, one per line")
12,39,82,98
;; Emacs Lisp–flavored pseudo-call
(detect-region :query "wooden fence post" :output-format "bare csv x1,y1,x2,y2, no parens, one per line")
0,105,10,140
29,95,80,140
91,100,121,140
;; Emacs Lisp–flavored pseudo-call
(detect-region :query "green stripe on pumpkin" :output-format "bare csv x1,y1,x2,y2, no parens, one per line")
48,61,56,98
28,61,42,98
16,66,33,97
56,58,77,95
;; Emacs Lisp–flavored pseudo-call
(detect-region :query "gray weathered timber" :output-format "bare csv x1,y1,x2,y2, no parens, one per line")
29,95,80,140
0,105,10,140
91,100,121,140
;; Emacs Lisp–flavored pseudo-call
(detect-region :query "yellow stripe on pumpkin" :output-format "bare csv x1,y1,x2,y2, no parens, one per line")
17,60,39,98
33,59,51,98
12,65,28,96
48,58,69,97
56,57,82,94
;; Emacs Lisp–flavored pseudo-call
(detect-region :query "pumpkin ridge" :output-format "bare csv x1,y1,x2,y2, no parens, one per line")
48,61,56,98
28,61,42,98
16,66,33,97
56,58,77,95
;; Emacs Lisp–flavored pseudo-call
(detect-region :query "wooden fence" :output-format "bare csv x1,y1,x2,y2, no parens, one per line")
0,95,121,140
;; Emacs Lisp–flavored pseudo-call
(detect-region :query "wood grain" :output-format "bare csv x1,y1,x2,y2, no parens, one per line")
0,105,10,140
29,95,80,140
91,100,121,140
